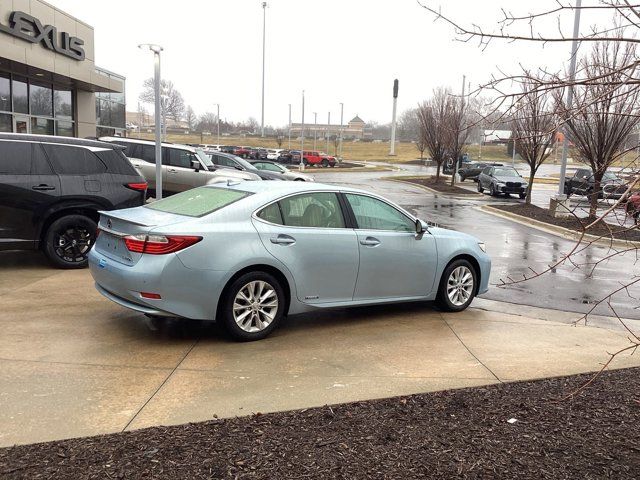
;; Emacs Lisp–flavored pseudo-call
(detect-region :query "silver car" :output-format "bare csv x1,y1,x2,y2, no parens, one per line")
249,160,315,182
88,182,491,341
100,137,260,195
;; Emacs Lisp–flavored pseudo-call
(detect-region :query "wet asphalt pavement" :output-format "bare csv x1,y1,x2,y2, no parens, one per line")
313,163,640,320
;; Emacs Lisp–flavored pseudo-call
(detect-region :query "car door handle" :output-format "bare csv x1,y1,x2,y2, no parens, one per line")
168,168,177,173
359,236,380,247
32,184,56,191
270,234,296,245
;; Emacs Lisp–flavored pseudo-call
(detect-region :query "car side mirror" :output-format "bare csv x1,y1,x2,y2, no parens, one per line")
415,219,426,235
191,159,200,171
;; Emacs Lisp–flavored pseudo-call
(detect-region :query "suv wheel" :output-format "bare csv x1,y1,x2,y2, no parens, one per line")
477,181,484,193
321,159,329,168
302,158,309,166
489,184,497,197
220,271,285,341
43,215,97,269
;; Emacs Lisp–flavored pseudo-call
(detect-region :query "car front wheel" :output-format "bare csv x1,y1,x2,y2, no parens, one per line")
220,272,285,341
43,214,97,269
489,184,497,196
321,159,329,168
477,182,484,193
437,259,477,312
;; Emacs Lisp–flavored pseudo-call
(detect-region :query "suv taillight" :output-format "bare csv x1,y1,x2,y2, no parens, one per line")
123,234,202,254
125,182,148,192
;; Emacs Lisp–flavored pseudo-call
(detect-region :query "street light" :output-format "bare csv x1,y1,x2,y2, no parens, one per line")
138,43,163,200
313,112,317,150
326,111,330,154
300,90,305,171
213,103,220,145
288,103,291,149
260,1,267,137
339,102,344,161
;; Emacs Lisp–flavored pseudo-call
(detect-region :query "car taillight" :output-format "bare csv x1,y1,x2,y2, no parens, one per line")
123,234,202,254
125,182,148,192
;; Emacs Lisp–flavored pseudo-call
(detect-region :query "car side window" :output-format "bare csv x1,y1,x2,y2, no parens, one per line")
42,144,107,175
278,192,345,228
168,149,195,168
0,140,32,174
345,194,414,232
140,145,156,163
257,203,283,225
482,166,491,175
216,155,236,168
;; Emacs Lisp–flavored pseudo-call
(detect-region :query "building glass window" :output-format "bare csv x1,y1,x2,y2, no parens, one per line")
56,121,74,137
12,78,28,114
31,117,54,135
0,74,10,112
54,89,72,119
0,113,11,132
95,68,126,137
30,83,53,117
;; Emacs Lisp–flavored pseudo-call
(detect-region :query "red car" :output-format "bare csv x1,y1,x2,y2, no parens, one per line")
626,192,640,223
233,146,252,158
296,150,336,167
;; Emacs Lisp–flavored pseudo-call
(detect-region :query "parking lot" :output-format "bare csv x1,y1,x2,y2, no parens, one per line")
2,173,639,448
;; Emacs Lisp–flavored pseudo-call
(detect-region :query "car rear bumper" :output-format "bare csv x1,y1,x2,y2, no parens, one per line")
88,249,222,320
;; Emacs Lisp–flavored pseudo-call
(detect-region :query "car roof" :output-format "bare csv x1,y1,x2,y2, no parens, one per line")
0,133,122,149
99,136,197,152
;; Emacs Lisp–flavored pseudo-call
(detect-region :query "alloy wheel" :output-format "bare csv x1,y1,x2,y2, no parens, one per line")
233,280,279,332
54,226,94,264
446,266,474,306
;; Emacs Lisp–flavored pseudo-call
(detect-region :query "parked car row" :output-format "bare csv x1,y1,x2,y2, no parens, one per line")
195,144,337,167
564,168,628,200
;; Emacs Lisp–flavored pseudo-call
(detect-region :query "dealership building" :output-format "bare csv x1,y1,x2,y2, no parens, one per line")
0,0,125,138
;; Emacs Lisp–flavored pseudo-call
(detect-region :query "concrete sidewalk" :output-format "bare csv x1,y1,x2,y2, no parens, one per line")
0,258,638,448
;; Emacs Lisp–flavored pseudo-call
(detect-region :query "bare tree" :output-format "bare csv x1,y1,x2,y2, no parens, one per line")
415,135,427,160
184,106,196,131
417,89,450,181
446,89,470,186
512,80,557,204
553,37,640,219
398,108,421,141
139,78,185,122
196,112,218,133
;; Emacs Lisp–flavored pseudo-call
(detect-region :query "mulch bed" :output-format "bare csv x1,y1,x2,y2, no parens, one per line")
2,368,639,479
492,203,640,242
402,176,478,195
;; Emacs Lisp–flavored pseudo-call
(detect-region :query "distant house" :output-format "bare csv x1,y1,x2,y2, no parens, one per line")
291,115,372,140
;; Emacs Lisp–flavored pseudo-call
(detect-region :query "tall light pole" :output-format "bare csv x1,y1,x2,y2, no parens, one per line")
138,43,163,200
326,111,330,154
299,90,305,171
288,103,291,149
313,112,317,150
556,0,582,201
389,79,399,156
339,102,344,161
214,103,220,145
260,1,267,137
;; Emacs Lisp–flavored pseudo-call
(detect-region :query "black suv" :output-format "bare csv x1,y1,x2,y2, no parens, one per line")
0,134,147,268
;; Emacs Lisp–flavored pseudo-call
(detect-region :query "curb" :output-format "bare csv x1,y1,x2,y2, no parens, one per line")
478,205,640,249
387,178,484,200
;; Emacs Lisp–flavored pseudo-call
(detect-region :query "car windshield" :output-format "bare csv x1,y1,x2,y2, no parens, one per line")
145,186,252,217
195,149,214,167
603,172,619,181
493,168,520,177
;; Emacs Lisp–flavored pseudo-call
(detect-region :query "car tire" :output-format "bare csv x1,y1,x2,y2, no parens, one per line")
220,271,286,341
302,158,309,166
436,259,477,312
321,159,329,168
477,182,484,193
489,184,497,197
459,175,465,182
43,214,97,269
519,192,526,199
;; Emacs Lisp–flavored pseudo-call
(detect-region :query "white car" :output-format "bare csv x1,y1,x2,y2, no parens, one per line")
266,148,283,160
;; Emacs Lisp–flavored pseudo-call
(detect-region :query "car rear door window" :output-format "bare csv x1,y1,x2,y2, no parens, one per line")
167,148,196,168
42,144,107,175
345,194,414,232
257,202,283,225
278,192,345,228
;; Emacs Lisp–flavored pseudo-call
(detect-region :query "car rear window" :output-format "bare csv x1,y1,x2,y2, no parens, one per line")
145,186,251,217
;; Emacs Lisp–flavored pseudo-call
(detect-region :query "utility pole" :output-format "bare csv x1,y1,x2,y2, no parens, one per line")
299,90,305,171
138,43,163,200
389,79,399,156
326,111,330,154
451,74,465,187
313,112,317,150
511,135,517,166
214,103,220,145
260,1,267,137
556,0,582,207
339,102,344,161
288,103,291,149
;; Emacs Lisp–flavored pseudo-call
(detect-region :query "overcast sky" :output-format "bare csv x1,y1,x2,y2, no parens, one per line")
49,0,603,127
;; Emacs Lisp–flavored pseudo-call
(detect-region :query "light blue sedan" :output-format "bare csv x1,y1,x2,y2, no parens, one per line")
88,182,491,341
